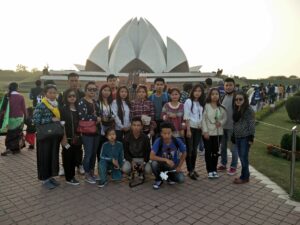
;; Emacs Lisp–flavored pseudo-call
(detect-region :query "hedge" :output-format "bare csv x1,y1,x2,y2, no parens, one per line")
255,100,286,121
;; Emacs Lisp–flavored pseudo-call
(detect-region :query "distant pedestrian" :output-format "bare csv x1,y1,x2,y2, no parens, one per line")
24,107,36,150
30,80,43,107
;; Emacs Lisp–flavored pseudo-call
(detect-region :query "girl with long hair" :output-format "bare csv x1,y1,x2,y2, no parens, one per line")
97,84,114,161
112,86,131,142
232,92,255,184
130,85,156,135
202,88,227,179
184,84,205,180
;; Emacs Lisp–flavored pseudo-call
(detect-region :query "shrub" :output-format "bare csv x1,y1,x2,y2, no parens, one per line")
255,100,285,121
280,133,300,152
294,91,300,97
285,96,300,123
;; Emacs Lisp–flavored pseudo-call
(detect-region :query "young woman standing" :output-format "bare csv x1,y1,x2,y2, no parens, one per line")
184,84,205,180
202,88,227,179
232,92,255,184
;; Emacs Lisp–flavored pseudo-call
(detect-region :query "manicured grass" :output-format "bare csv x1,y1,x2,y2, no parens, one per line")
250,106,300,201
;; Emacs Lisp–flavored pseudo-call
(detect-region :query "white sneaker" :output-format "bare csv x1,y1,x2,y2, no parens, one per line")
213,171,219,178
59,167,65,176
78,165,85,175
208,172,214,179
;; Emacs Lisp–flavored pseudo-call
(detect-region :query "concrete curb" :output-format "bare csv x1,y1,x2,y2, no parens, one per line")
250,165,300,212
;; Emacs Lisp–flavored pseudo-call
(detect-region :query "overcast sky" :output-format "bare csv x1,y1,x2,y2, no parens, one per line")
0,0,299,78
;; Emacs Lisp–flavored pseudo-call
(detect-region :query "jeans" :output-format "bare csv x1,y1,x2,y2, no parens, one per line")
185,128,201,173
151,161,184,183
235,137,250,180
99,159,122,183
97,135,107,162
203,136,222,173
82,135,100,174
220,129,238,168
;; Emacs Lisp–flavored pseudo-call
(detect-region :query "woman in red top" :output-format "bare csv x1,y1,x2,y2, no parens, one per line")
161,88,185,140
130,85,156,136
1,82,26,156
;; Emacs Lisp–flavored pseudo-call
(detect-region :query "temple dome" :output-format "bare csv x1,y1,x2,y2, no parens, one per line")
85,17,189,73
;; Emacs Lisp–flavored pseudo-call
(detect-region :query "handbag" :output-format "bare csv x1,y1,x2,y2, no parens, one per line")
77,120,97,134
36,122,64,141
77,101,98,134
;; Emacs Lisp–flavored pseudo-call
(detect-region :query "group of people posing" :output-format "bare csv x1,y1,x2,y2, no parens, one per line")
1,73,256,190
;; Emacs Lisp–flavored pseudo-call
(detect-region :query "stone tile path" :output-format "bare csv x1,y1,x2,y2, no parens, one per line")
1,138,300,225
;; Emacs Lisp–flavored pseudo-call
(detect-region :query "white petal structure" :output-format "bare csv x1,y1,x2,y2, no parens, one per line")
85,17,189,73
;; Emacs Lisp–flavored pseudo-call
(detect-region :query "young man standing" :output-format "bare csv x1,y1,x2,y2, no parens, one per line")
58,73,85,106
58,72,85,175
218,78,238,175
149,78,169,142
106,74,118,100
122,117,152,177
30,80,43,107
150,122,186,189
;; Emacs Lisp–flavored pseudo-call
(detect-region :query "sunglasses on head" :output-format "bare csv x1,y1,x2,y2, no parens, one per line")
235,98,244,101
87,88,97,92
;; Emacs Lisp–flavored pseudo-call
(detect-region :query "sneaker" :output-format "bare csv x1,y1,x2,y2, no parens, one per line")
85,175,96,184
98,181,108,188
227,167,237,176
217,165,227,171
167,179,176,185
49,178,60,186
66,178,80,186
153,180,163,189
188,172,197,180
213,171,219,178
59,167,65,176
78,165,85,175
95,175,101,181
208,172,214,179
43,180,56,190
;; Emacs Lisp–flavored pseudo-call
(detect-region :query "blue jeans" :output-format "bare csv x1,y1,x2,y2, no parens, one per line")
220,129,238,168
82,135,100,174
151,161,184,183
99,159,122,183
235,137,250,180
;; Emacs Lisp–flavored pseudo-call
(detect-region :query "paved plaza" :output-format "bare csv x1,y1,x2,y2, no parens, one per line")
1,138,300,225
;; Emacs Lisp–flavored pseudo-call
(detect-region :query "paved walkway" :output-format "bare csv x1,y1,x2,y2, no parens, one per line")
1,138,300,225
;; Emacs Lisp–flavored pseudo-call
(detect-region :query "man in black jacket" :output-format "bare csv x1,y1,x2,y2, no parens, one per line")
122,117,151,177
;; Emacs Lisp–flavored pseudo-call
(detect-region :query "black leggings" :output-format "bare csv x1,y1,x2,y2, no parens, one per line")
62,144,82,181
203,136,222,173
185,128,202,173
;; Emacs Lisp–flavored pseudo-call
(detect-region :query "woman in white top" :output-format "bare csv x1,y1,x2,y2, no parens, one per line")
202,88,227,179
111,86,131,142
97,84,114,162
184,84,205,180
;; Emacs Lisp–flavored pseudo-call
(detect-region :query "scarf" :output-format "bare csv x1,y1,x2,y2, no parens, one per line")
42,97,60,119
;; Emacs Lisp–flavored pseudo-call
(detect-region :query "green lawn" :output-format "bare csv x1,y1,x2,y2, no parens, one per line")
250,106,300,201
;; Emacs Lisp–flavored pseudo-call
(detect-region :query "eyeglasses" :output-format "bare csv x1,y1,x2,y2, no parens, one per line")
67,94,76,98
235,98,244,102
87,88,97,92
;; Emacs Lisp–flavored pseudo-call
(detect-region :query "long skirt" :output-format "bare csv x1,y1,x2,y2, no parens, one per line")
5,126,25,152
36,137,60,180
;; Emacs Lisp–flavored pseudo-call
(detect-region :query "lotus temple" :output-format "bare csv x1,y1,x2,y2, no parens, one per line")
42,17,221,86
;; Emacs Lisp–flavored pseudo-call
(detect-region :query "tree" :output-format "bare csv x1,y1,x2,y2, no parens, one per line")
16,64,27,72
